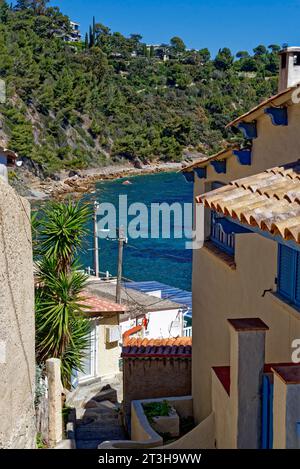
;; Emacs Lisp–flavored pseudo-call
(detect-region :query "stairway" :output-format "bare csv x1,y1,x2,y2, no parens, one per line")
71,382,126,449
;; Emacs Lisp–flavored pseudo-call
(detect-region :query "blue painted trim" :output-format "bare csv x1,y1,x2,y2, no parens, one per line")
261,375,274,449
215,216,252,234
210,236,235,255
210,160,226,174
269,382,274,449
278,244,300,308
262,375,270,449
233,149,252,166
182,171,194,183
194,167,207,179
238,121,257,139
225,214,300,253
264,107,288,126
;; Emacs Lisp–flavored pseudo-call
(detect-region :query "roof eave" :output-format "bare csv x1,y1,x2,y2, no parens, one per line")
226,85,298,128
182,145,240,173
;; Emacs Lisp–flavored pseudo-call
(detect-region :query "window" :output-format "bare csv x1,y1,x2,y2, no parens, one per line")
278,244,300,307
210,182,235,256
294,52,300,66
210,211,235,255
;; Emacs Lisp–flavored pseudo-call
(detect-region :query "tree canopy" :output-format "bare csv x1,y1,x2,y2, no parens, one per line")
0,1,280,174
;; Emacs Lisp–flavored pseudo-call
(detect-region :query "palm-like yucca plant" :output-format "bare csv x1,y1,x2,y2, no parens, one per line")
34,200,92,388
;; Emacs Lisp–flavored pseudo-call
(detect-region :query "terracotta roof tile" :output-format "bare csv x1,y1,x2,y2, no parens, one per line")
79,291,127,315
122,337,192,358
196,160,300,244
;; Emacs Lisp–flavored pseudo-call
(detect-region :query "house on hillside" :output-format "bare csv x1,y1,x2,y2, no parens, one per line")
65,20,81,43
179,45,300,448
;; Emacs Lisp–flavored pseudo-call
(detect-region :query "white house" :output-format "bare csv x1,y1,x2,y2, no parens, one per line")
85,279,185,341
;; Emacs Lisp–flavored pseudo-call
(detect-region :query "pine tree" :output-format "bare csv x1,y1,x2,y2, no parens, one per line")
92,15,96,41
89,25,94,48
15,0,31,10
0,0,9,22
85,32,89,50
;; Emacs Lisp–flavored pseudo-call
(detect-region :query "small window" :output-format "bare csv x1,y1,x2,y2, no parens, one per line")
294,52,300,66
281,53,287,69
278,244,300,307
210,182,235,256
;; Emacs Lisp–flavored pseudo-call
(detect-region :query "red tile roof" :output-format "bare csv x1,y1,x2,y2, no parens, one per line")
79,291,127,315
196,161,300,244
122,337,192,358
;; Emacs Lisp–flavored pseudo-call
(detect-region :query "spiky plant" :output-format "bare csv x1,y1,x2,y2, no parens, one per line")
34,200,92,388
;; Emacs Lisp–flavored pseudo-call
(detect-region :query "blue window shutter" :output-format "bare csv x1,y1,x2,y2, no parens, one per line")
278,245,295,299
295,252,300,305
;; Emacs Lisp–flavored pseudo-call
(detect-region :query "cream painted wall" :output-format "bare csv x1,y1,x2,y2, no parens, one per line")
273,375,287,449
192,232,300,422
97,314,121,380
211,371,232,448
192,102,300,424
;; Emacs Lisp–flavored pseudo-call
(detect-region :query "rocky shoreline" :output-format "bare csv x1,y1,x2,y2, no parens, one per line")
17,161,186,201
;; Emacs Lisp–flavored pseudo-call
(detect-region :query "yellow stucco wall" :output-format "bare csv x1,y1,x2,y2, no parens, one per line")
211,371,233,448
272,374,287,449
97,313,120,379
192,103,300,423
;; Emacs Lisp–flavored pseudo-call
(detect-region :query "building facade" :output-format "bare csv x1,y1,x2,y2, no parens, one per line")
183,46,300,438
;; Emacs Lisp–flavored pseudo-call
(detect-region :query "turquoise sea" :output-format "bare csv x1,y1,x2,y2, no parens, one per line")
81,172,193,291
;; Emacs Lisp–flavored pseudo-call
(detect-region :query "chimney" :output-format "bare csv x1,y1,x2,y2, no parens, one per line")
279,46,300,92
228,318,269,449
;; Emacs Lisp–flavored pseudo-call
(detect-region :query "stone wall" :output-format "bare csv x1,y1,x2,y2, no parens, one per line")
0,179,36,448
123,358,191,418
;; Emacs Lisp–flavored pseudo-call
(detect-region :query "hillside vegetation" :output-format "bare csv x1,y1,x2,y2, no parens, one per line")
0,1,280,176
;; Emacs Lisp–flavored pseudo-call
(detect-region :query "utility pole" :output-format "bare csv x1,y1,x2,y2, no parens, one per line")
116,227,126,304
93,201,100,278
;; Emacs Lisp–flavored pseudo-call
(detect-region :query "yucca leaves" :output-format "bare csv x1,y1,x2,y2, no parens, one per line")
34,200,91,273
34,200,92,388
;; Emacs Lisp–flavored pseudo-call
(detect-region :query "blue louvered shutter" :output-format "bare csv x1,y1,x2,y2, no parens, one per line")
295,252,300,305
278,245,295,300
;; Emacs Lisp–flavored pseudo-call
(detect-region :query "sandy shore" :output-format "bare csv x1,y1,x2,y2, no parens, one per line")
24,161,186,201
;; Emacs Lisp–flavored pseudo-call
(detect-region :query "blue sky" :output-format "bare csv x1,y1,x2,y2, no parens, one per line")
51,0,300,56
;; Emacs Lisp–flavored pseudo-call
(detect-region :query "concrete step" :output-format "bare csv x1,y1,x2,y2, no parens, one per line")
76,439,104,449
76,410,118,421
76,428,125,441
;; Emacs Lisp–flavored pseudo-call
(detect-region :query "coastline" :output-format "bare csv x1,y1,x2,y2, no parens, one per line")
22,161,186,201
